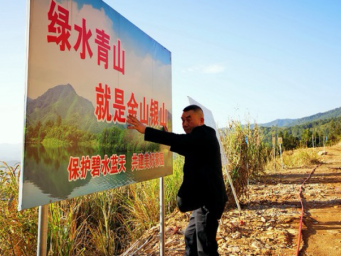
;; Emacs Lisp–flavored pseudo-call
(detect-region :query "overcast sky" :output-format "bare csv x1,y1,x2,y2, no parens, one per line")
1,0,340,144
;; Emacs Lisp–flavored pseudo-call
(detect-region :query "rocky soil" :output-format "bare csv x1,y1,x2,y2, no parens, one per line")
122,144,341,255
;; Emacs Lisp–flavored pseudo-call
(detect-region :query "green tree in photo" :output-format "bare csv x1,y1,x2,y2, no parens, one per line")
301,128,312,147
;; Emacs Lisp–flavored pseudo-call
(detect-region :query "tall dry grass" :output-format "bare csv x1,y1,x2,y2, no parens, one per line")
0,161,38,256
265,147,321,171
1,120,272,255
120,156,183,242
0,156,183,255
48,199,86,255
220,121,269,201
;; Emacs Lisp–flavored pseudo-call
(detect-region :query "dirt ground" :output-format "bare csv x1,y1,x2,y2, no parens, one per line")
122,144,341,256
299,145,341,256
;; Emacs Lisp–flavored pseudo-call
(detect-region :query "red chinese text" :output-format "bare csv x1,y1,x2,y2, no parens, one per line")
131,152,164,171
47,0,125,74
67,154,126,182
95,84,168,126
47,0,71,51
67,152,165,182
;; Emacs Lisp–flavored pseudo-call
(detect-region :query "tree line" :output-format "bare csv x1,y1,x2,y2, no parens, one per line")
25,116,159,152
25,116,96,146
260,117,341,151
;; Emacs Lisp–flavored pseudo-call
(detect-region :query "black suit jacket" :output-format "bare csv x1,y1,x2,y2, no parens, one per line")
144,125,227,219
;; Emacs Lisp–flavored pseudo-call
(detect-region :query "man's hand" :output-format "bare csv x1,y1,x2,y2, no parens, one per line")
126,115,146,134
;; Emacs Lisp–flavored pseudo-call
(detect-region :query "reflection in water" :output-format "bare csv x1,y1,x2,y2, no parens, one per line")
24,144,97,199
21,144,172,210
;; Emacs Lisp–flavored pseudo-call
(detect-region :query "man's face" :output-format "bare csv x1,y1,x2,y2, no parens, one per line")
181,110,204,134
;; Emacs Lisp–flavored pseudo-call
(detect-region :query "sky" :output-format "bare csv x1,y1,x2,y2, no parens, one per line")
0,0,340,145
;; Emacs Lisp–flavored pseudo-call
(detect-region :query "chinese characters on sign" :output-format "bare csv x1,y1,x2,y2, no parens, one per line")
47,0,125,74
131,152,164,171
68,152,165,182
94,83,168,126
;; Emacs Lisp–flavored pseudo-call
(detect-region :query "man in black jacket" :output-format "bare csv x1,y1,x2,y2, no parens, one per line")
127,105,227,256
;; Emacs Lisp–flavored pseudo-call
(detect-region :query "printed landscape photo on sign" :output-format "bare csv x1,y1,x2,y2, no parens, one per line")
19,0,172,210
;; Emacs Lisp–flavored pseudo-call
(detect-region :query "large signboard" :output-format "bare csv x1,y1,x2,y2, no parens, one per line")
19,0,172,210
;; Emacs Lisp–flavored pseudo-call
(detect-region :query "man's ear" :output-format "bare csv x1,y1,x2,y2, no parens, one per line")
200,118,204,125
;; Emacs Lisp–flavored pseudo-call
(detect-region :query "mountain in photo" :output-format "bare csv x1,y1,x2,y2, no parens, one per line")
260,106,341,127
26,84,111,133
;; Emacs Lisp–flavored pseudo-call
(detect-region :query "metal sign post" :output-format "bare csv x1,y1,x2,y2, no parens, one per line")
323,136,326,153
37,205,49,256
278,137,283,169
272,136,276,171
159,177,165,256
312,135,314,151
245,136,249,186
223,166,241,212
279,144,283,169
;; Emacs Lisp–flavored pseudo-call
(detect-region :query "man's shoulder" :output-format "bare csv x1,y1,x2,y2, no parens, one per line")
192,124,216,135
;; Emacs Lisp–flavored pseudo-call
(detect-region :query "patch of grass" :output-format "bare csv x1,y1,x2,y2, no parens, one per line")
0,161,38,256
264,147,322,172
282,148,321,168
0,155,184,255
220,121,269,201
120,155,183,242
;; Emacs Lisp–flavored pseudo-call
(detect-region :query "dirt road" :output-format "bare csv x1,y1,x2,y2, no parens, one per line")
299,145,341,256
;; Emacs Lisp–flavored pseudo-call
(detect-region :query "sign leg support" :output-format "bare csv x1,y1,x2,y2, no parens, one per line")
159,177,165,256
37,204,48,256
223,166,241,213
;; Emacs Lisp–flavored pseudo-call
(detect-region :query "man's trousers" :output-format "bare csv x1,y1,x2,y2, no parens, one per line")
184,206,219,256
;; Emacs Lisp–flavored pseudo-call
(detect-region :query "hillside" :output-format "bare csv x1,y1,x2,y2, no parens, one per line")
26,84,111,134
260,106,341,127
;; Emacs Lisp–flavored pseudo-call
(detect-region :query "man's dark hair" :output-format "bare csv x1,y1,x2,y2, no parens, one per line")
183,104,203,113
183,105,204,119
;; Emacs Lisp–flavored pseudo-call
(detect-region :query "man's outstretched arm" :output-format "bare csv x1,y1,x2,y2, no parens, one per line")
126,114,205,155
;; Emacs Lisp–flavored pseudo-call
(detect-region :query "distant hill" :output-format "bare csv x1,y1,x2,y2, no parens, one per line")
260,107,341,127
259,118,295,127
26,84,112,133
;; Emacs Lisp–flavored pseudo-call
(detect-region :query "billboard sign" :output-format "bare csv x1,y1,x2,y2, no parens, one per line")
19,0,172,210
